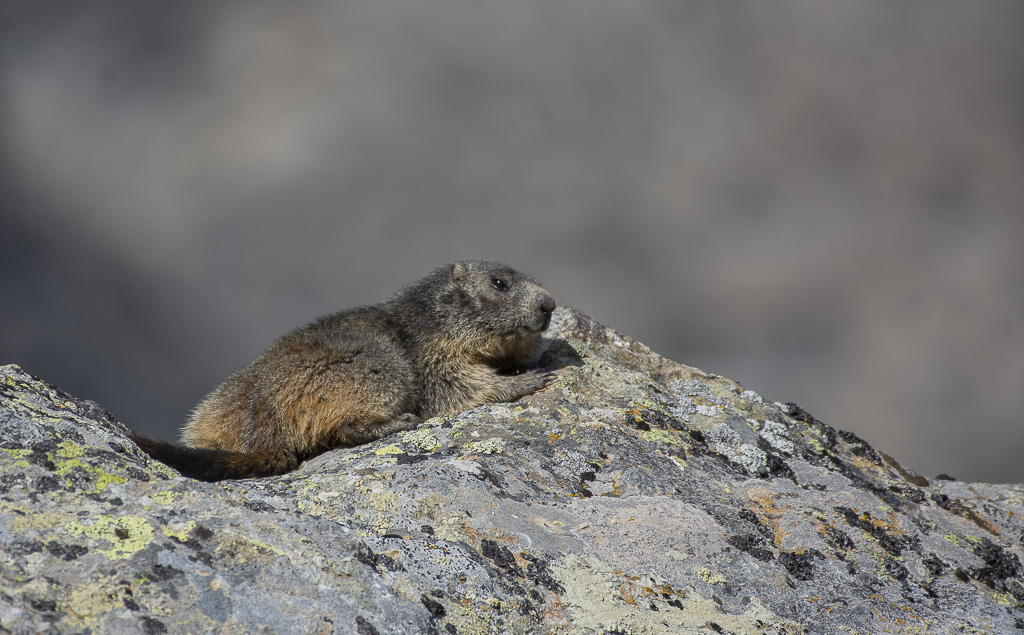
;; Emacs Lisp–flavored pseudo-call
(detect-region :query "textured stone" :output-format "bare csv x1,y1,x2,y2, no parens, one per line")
2,307,1023,633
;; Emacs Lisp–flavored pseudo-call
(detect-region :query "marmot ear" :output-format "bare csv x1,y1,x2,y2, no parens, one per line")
450,262,469,283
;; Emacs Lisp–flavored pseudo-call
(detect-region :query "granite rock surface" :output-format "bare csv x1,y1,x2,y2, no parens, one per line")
2,307,1023,633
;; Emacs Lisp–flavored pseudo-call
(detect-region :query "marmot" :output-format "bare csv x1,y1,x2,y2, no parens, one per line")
129,260,556,481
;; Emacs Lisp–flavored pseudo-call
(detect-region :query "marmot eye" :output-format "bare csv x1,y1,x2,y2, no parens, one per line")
490,277,508,291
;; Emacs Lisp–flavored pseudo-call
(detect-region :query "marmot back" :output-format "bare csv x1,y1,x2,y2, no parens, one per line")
129,261,556,481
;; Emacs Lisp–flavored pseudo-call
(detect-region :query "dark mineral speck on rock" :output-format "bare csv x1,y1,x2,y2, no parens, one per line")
2,307,1023,633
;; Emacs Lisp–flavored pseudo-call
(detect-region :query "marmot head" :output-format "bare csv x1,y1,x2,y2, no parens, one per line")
446,260,555,336
408,260,555,364
450,260,552,329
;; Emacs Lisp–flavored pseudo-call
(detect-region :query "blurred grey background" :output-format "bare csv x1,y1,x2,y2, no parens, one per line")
2,1,1022,483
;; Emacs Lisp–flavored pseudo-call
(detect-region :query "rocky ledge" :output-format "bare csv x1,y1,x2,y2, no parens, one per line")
2,307,1023,634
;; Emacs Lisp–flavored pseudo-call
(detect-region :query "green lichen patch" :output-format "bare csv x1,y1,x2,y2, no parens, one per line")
161,520,197,542
460,438,507,455
400,428,441,452
148,489,178,506
638,429,682,446
63,516,155,560
0,447,32,469
54,440,85,459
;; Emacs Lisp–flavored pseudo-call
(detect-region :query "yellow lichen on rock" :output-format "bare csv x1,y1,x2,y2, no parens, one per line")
63,516,155,560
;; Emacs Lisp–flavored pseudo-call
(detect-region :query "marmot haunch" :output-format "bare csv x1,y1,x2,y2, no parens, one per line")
129,260,556,481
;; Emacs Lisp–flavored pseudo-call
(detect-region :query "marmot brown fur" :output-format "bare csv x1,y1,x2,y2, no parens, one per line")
129,260,556,481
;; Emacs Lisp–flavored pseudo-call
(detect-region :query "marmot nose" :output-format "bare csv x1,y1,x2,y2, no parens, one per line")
538,295,555,316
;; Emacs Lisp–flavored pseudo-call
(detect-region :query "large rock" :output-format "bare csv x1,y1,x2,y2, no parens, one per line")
2,307,1022,634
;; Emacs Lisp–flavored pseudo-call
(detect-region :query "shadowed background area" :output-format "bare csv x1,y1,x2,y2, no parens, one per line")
2,1,1022,483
